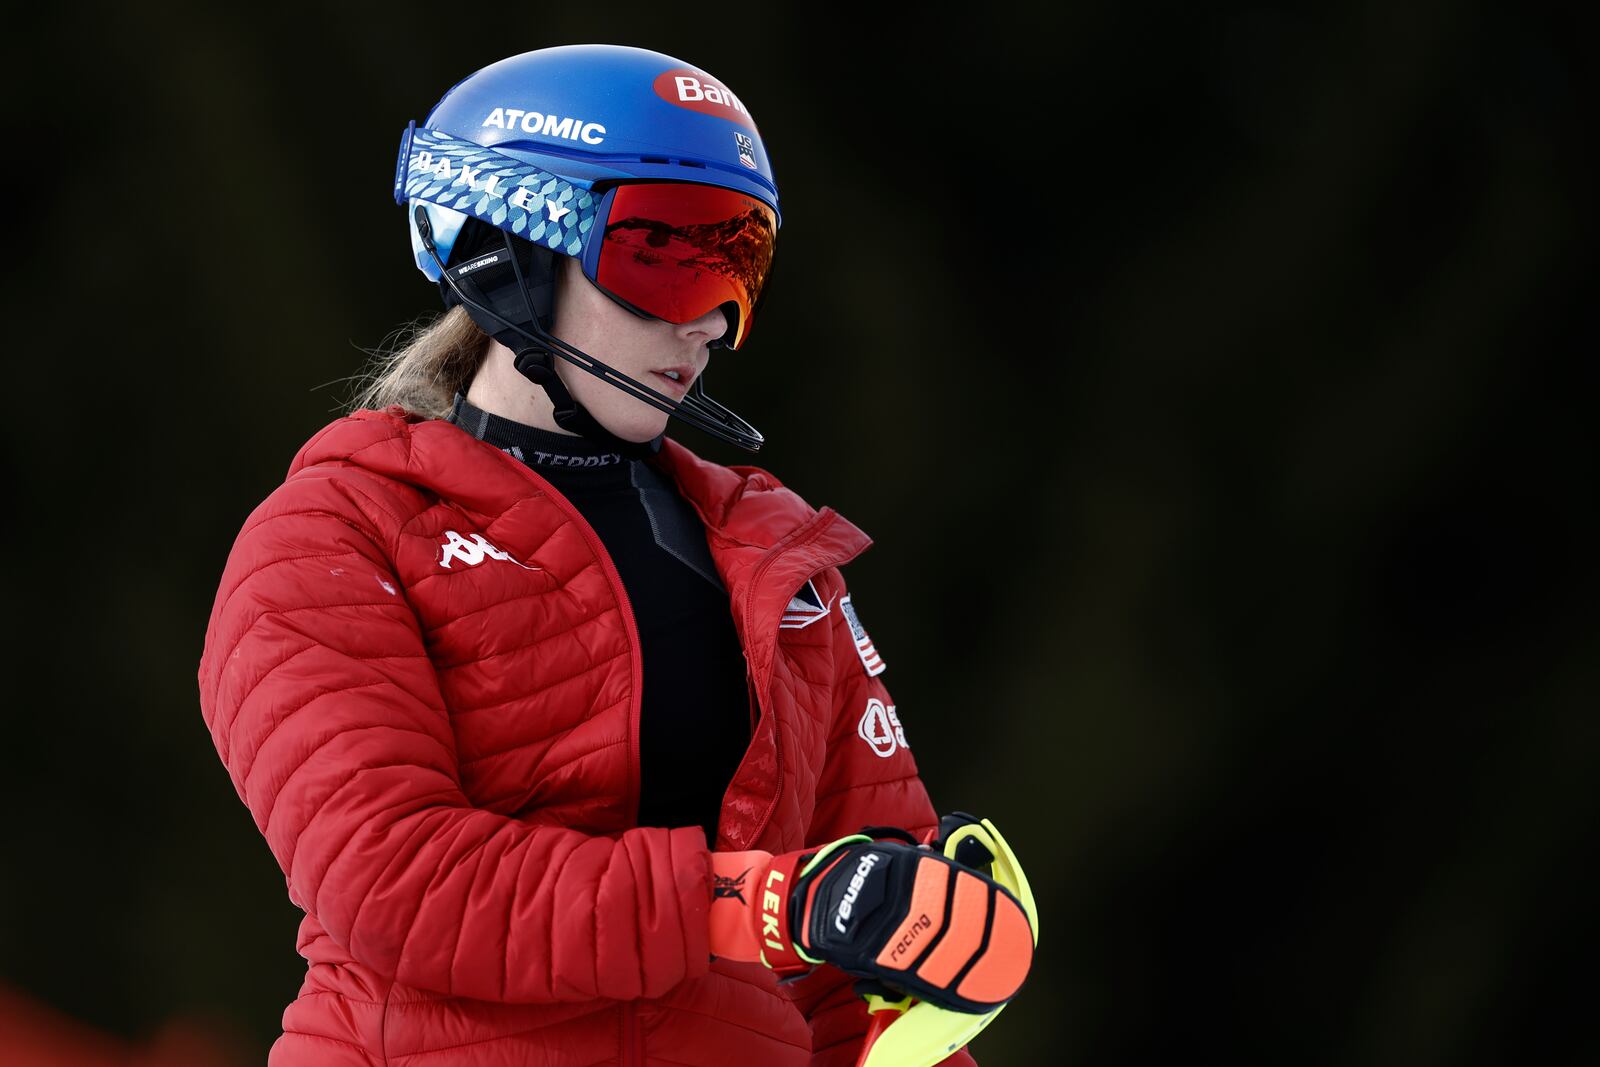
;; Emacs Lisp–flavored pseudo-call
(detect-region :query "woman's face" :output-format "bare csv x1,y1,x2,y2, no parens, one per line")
548,255,728,443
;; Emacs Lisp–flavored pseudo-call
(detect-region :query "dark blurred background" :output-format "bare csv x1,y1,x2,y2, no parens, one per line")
3,1,1593,1064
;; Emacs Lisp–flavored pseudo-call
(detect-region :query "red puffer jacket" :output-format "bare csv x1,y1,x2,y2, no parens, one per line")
198,408,977,1067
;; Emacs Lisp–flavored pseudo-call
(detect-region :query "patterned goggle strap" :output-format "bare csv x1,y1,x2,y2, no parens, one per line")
394,122,598,258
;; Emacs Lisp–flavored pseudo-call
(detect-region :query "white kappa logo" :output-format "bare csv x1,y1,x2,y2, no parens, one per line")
857,697,908,758
438,530,537,570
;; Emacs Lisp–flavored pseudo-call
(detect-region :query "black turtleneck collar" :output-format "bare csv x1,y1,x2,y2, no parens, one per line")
447,393,660,484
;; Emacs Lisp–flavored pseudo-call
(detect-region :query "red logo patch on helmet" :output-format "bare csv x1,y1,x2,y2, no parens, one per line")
654,68,757,129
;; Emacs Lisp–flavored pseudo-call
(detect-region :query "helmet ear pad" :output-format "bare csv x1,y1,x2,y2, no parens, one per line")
431,217,665,456
438,216,559,334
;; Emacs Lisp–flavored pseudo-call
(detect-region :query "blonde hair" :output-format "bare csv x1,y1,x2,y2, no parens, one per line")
347,306,492,419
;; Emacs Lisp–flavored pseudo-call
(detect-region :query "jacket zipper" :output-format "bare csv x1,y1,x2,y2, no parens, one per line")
737,511,874,849
621,1000,641,1065
745,669,759,736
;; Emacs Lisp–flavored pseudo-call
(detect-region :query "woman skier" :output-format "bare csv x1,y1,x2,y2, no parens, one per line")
198,44,1032,1067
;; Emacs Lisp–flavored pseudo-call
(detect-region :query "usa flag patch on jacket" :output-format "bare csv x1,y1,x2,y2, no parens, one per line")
840,594,886,676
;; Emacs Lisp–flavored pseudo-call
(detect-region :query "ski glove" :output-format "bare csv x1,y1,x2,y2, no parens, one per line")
709,828,1034,1014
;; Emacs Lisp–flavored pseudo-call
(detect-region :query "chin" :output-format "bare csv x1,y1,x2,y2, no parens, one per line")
609,415,672,444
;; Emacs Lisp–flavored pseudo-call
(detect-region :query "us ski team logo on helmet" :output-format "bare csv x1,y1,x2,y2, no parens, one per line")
735,132,757,170
653,68,757,128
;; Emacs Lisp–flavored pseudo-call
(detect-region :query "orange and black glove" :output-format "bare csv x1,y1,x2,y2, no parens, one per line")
709,827,1033,1014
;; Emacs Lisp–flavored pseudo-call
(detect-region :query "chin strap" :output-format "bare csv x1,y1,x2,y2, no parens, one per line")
509,344,663,459
416,205,763,454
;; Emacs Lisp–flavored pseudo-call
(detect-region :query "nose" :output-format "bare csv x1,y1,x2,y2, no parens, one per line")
676,302,729,345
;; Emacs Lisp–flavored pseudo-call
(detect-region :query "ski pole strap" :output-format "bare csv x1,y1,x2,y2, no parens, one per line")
757,834,874,974
759,848,824,974
708,836,870,973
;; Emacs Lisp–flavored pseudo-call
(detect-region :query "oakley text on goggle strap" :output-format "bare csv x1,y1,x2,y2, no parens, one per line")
397,124,600,269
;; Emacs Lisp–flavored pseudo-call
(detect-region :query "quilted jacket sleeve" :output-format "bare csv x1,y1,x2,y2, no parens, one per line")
197,470,711,1004
782,577,979,1067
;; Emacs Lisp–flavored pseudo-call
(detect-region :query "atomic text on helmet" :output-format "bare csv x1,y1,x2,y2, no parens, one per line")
481,108,607,145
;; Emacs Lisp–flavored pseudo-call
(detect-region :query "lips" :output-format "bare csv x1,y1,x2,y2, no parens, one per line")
652,364,696,395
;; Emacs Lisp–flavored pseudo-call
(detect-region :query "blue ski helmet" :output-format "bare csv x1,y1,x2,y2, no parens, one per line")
395,44,780,287
392,44,778,452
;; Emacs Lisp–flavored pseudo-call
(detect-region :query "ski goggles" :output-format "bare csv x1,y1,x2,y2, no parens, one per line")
584,181,777,350
398,126,776,349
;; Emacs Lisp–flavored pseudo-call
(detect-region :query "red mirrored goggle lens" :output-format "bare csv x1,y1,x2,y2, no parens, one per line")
594,182,777,349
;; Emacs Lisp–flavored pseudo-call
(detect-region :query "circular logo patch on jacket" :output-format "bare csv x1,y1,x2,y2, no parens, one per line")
858,697,908,758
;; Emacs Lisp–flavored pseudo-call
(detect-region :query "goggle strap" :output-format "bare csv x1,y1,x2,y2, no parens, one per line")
400,127,598,259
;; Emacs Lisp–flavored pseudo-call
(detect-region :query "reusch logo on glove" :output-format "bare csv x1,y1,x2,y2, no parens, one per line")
654,69,757,128
834,851,882,934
